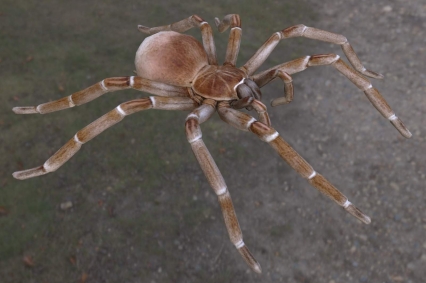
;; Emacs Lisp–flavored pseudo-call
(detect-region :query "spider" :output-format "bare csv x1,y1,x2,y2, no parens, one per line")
13,14,411,273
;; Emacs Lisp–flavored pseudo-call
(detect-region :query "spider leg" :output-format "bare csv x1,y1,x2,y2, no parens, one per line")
218,104,371,224
250,69,294,106
230,96,254,110
138,15,217,65
232,84,271,126
186,99,262,273
214,14,242,66
13,97,197,180
251,54,411,138
250,99,271,127
12,76,189,114
241,25,383,79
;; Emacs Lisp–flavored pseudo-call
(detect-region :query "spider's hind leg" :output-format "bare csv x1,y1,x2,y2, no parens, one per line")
218,105,371,225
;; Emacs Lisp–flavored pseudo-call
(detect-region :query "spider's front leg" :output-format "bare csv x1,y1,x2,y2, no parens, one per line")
185,99,262,273
252,55,411,138
13,97,197,180
218,104,371,224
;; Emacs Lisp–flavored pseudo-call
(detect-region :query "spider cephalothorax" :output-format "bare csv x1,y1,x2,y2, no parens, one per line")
13,14,411,273
136,30,251,103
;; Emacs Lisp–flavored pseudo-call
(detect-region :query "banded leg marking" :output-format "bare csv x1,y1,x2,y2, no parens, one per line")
13,97,197,180
12,77,189,115
252,54,411,138
218,106,371,224
186,101,262,273
252,122,371,224
242,24,383,79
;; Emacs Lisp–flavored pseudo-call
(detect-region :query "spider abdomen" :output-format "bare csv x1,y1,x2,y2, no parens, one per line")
135,31,208,87
192,65,246,100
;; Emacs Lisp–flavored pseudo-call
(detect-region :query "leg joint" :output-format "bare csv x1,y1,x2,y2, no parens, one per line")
343,199,351,208
388,114,398,121
116,105,126,116
216,186,227,196
100,80,108,91
235,240,245,249
250,122,279,142
74,134,84,144
185,117,202,143
308,171,317,179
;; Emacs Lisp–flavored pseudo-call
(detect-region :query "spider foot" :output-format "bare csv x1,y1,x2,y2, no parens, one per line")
343,201,371,224
12,106,38,114
214,14,241,33
360,68,384,80
13,166,47,180
137,25,151,34
389,115,412,138
237,244,262,274
214,17,227,32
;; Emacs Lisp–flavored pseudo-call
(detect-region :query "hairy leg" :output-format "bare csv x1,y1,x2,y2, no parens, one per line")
251,55,411,138
218,104,371,224
242,24,383,79
186,99,262,273
13,97,197,180
13,76,189,114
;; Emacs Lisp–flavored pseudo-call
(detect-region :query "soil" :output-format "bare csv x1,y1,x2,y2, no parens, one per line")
1,0,425,282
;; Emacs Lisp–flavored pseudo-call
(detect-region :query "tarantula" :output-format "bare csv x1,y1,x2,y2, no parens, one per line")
13,14,411,273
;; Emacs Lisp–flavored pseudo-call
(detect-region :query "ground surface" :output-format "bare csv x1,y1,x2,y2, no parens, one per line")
1,0,425,282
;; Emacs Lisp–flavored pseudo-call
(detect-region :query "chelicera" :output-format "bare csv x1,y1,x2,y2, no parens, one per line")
13,14,411,273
